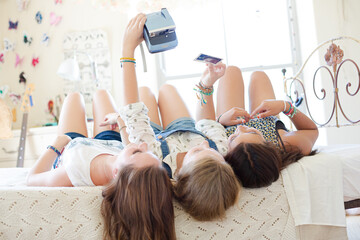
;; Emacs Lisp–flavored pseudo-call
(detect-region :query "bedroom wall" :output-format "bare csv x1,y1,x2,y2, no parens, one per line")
0,0,131,129
296,0,360,145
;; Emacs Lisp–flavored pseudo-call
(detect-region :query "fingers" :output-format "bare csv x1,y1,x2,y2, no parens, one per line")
232,107,250,119
250,103,264,118
127,13,146,31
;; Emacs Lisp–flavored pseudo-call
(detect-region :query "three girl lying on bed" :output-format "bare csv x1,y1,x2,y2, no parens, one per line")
26,13,318,240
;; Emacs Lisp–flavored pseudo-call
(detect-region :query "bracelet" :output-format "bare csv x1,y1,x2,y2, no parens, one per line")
119,125,127,132
193,87,214,106
120,59,136,68
217,114,223,123
283,100,287,112
199,80,213,91
120,57,136,61
47,145,62,156
282,101,298,118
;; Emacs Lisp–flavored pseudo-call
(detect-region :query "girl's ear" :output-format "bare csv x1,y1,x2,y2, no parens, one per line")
112,168,118,179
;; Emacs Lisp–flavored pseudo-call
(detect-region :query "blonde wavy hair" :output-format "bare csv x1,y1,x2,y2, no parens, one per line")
173,157,241,221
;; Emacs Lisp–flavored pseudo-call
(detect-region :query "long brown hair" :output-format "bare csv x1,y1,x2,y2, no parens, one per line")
173,157,240,221
101,164,176,240
225,142,316,188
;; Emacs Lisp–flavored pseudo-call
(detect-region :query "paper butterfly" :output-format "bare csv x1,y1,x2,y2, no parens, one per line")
9,92,22,105
35,11,43,24
0,53,4,63
9,20,18,30
50,12,62,26
23,32,33,45
15,54,24,68
41,33,50,46
54,0,62,4
16,0,30,11
32,57,39,67
19,72,26,84
4,38,15,52
0,85,9,99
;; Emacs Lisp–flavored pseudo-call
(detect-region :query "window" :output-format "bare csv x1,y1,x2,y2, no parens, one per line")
158,0,300,117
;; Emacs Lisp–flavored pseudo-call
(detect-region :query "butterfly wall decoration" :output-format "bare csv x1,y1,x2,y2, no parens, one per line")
0,53,4,63
23,32,33,46
16,0,30,11
9,92,22,105
4,38,15,52
32,57,39,67
50,12,62,26
0,85,9,99
9,20,18,30
41,33,50,46
19,72,26,84
35,11,43,24
15,54,24,68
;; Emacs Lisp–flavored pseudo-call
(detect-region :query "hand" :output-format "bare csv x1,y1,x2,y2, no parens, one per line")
250,100,285,119
122,13,147,57
100,113,119,130
218,107,250,126
52,135,72,151
200,62,226,87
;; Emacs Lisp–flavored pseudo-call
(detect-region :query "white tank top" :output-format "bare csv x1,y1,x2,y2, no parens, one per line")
59,137,124,186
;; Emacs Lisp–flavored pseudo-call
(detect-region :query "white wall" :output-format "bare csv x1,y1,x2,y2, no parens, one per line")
0,0,129,129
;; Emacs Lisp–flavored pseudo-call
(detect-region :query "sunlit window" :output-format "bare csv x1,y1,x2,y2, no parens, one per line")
158,0,299,117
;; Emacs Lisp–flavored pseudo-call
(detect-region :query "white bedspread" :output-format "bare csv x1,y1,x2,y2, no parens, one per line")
0,168,296,239
1,144,359,239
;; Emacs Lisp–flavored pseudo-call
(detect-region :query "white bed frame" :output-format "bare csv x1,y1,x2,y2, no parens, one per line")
283,36,360,209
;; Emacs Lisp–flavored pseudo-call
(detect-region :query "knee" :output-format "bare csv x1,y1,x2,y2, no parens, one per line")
225,65,242,76
139,86,153,96
159,84,176,96
65,92,83,102
250,71,268,82
222,66,243,83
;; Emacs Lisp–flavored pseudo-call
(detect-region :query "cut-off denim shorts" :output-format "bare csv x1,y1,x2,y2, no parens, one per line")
150,117,196,135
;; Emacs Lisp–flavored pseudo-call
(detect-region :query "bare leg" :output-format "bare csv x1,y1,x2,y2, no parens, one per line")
57,92,88,137
92,89,119,137
139,87,162,126
248,71,276,113
158,84,191,128
216,66,246,117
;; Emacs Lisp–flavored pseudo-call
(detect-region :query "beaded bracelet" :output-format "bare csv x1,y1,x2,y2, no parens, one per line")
47,145,62,156
194,83,214,106
282,101,298,118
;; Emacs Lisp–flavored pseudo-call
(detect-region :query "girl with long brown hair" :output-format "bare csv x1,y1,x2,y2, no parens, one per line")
200,65,318,188
26,89,175,240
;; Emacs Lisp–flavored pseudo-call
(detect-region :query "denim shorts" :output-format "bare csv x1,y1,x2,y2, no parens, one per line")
150,117,196,135
65,130,122,142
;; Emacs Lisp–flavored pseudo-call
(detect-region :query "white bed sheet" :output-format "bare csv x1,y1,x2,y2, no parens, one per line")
316,144,360,202
0,168,296,239
1,144,359,239
282,144,360,227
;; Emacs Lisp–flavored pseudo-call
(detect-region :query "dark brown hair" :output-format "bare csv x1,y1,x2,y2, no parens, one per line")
225,142,316,188
173,157,240,221
101,165,176,240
